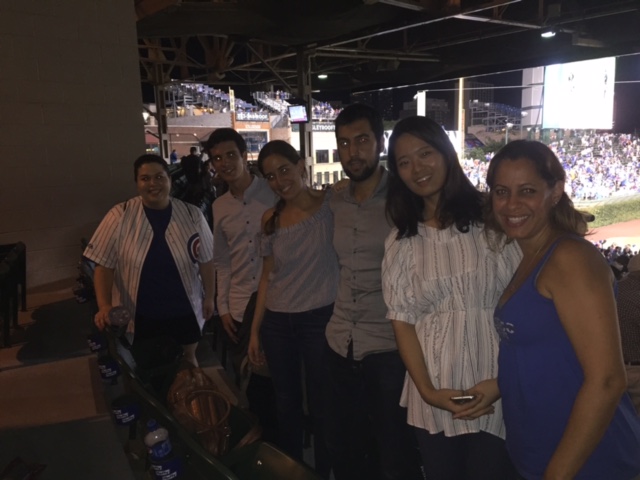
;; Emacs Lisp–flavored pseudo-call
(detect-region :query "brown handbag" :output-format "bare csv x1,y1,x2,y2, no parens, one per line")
167,366,233,456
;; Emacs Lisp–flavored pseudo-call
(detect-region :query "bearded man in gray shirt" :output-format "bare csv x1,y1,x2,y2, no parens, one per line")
324,104,422,480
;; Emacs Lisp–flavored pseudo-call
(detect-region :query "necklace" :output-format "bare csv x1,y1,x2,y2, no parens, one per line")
504,239,549,294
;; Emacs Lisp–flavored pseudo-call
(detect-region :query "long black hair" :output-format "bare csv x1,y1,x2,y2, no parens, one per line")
386,116,484,238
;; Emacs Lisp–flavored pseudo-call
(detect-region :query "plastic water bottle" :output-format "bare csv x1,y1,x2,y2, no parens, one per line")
144,420,183,479
109,306,133,349
87,332,107,353
97,354,125,401
111,395,144,460
108,306,132,335
97,355,121,383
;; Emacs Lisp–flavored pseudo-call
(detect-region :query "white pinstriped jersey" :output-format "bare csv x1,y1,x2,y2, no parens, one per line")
382,223,521,439
84,196,214,331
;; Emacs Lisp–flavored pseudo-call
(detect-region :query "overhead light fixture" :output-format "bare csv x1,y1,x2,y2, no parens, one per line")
317,74,328,79
541,28,556,38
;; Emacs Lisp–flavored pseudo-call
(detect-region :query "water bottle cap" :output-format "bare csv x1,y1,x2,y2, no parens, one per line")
147,419,159,431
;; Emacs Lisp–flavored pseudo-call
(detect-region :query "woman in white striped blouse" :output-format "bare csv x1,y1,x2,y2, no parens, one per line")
381,116,521,480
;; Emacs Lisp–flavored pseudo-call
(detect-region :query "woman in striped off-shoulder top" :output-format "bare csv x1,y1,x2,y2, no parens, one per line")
247,140,339,478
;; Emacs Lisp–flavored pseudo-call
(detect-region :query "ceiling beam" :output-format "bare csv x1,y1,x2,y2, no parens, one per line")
134,0,179,21
363,0,440,12
318,0,521,49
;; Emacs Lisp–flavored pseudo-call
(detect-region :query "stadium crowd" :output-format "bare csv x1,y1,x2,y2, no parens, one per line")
463,131,640,201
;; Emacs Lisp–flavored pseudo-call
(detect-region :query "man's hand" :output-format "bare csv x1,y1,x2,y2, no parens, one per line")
221,313,239,343
94,305,113,331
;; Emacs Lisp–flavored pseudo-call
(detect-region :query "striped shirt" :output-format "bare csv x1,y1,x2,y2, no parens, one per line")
212,176,277,321
382,223,521,439
259,192,339,313
84,196,214,331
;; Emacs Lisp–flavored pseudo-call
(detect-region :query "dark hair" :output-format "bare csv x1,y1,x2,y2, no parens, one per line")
204,128,247,156
485,140,587,236
335,103,384,142
386,116,483,238
257,140,304,235
133,154,169,181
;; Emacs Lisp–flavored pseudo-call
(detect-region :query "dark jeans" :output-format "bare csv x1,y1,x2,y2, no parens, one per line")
220,293,278,444
415,429,517,480
222,292,258,379
260,304,333,478
324,344,423,480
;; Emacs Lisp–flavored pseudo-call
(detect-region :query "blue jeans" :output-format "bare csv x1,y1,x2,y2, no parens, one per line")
324,343,423,480
260,304,333,478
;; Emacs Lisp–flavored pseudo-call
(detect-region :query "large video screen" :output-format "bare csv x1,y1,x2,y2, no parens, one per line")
542,57,615,130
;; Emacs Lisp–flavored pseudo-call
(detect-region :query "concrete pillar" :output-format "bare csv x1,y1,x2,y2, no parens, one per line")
0,0,144,287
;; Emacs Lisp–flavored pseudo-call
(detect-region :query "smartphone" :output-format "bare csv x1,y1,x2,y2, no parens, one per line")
450,395,476,405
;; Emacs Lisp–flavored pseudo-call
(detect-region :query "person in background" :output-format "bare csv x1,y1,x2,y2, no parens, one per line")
324,104,423,480
205,128,278,438
84,154,214,366
382,116,520,480
170,149,178,164
616,251,640,414
201,158,215,190
617,254,640,414
174,146,215,229
181,146,201,175
485,140,640,479
248,140,338,478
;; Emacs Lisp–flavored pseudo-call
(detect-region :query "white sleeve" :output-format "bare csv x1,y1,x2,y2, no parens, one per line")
83,203,125,269
382,230,418,325
195,207,213,263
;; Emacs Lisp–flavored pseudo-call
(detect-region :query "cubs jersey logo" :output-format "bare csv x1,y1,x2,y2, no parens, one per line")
187,233,200,263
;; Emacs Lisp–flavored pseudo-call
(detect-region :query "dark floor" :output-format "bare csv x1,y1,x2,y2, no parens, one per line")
0,281,240,479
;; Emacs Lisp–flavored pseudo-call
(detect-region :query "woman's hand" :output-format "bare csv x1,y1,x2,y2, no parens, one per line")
453,379,500,420
421,388,485,415
248,332,265,366
94,305,113,331
332,178,350,192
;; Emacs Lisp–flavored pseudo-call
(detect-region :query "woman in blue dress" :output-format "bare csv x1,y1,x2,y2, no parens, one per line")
483,140,640,479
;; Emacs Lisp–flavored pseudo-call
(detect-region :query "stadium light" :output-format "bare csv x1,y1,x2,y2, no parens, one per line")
505,122,514,144
541,28,556,38
519,112,528,139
